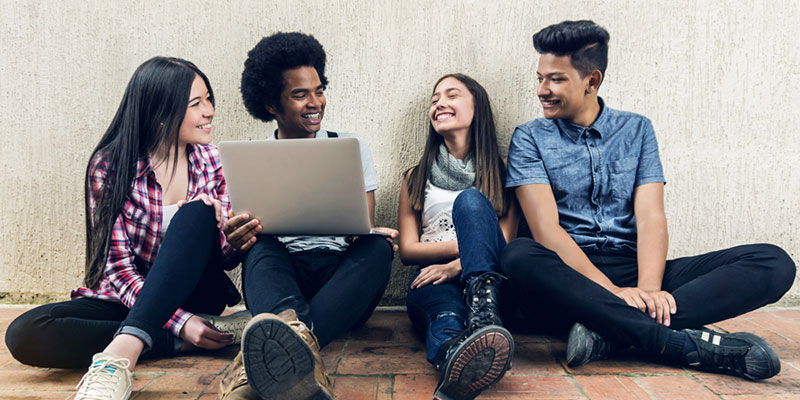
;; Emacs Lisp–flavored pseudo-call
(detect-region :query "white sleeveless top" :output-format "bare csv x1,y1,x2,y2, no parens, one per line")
420,180,463,243
161,204,180,233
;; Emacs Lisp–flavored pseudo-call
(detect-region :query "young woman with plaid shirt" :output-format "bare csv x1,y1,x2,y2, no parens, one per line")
5,57,258,400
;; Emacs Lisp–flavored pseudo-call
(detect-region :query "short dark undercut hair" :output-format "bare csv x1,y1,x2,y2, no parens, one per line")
241,32,328,122
532,20,610,78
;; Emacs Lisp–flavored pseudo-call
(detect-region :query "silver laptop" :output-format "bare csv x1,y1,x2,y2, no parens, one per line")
218,138,387,236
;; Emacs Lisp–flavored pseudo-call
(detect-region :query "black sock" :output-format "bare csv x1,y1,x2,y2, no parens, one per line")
663,331,698,363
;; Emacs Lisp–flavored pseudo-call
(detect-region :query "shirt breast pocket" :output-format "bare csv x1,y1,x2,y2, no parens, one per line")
123,206,147,225
608,157,638,200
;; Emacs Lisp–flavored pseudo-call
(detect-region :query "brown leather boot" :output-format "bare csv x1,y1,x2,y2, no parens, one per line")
218,352,259,400
242,310,333,400
278,309,334,397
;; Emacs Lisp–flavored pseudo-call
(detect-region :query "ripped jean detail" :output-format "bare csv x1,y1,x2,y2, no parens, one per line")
426,311,465,363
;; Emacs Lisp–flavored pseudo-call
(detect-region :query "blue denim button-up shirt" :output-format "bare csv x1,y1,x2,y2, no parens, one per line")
507,99,665,251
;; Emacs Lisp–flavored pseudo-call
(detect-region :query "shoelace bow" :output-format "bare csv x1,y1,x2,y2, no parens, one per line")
288,320,317,346
75,358,130,400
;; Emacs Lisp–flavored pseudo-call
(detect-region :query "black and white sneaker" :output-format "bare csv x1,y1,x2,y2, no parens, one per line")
433,326,514,400
683,328,780,380
566,322,617,368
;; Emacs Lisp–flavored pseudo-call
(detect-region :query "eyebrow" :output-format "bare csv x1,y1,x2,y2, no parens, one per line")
536,71,568,77
188,92,209,103
290,84,325,95
432,87,461,97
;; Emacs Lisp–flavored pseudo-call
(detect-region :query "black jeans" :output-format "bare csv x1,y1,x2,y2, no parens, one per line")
242,234,393,348
500,239,796,353
5,201,238,368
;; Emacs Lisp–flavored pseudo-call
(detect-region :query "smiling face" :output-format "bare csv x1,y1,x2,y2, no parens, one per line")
267,66,326,139
178,74,214,146
429,77,475,137
536,53,599,125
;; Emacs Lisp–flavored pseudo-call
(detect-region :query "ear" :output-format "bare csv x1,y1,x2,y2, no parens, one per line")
265,104,277,116
586,70,603,94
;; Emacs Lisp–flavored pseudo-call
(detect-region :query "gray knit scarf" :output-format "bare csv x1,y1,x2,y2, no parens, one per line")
429,143,475,191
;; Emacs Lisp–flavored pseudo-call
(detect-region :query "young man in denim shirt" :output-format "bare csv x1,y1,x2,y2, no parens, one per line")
501,20,796,380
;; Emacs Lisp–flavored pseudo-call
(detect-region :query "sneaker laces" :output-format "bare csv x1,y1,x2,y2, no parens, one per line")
690,340,748,372
231,362,248,387
75,358,131,400
287,320,319,349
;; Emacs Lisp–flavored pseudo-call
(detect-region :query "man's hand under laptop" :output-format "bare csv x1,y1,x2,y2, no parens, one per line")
223,211,262,251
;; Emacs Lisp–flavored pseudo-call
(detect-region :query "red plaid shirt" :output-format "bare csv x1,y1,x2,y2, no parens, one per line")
71,144,237,337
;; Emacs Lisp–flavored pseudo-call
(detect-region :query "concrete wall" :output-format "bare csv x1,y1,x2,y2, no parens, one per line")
1,0,798,305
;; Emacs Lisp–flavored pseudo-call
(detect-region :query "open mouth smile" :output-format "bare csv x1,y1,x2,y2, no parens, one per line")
435,112,454,121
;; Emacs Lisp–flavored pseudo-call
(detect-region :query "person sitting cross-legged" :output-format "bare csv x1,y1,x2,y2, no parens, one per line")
501,20,796,381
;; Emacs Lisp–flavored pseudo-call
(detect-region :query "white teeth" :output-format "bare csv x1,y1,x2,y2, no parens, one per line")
436,113,454,121
302,113,320,119
198,123,212,129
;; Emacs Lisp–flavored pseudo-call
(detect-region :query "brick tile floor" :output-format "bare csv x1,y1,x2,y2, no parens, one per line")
1,306,799,399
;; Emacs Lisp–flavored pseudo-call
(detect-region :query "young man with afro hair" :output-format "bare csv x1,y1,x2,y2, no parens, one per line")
219,32,398,400
501,20,795,380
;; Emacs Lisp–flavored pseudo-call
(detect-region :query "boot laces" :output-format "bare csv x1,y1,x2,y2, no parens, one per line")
467,275,503,331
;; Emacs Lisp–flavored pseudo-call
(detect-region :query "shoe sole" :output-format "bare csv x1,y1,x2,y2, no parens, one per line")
241,314,329,400
729,332,781,380
566,322,595,368
433,326,514,400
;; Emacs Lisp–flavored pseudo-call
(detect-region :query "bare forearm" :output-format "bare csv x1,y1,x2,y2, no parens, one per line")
399,240,459,265
636,216,668,290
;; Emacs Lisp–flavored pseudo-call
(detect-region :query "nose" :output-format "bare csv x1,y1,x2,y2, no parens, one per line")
308,93,322,109
537,80,549,97
203,99,215,118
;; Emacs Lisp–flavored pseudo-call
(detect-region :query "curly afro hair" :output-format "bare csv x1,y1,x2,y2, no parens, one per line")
241,32,328,122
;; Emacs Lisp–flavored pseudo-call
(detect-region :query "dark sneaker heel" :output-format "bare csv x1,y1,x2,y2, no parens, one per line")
434,326,514,400
566,322,614,368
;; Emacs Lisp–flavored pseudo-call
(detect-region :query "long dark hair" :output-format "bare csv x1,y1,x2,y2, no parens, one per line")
83,57,214,289
406,73,509,216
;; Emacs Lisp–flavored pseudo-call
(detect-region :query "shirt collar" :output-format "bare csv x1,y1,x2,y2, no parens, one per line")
555,97,609,142
136,155,152,179
186,145,206,176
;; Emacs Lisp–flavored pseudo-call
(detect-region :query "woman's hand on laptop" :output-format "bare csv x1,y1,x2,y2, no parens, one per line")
223,211,262,251
371,227,399,252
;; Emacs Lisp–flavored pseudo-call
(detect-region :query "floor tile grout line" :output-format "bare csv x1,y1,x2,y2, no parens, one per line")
130,371,165,399
685,370,726,399
564,374,591,399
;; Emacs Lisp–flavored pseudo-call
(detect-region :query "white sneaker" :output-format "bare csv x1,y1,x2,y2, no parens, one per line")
74,352,132,400
197,310,253,345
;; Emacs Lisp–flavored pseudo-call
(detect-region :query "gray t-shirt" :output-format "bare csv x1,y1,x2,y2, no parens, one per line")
267,129,378,253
